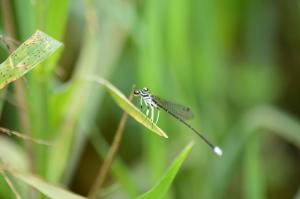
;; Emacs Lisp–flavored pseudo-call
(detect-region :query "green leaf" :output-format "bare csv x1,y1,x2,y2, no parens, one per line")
0,137,29,172
0,137,29,198
136,142,194,199
0,30,62,89
213,106,300,198
242,106,300,148
9,170,87,199
89,76,168,138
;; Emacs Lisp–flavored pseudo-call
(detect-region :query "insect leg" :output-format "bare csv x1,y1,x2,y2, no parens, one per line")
142,99,149,114
155,109,160,125
143,105,151,125
140,96,143,109
142,99,148,112
150,106,154,123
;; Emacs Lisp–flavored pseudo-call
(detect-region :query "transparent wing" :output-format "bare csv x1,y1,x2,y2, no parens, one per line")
153,96,194,120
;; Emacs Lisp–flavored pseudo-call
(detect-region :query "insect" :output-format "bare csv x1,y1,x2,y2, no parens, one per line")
134,87,223,156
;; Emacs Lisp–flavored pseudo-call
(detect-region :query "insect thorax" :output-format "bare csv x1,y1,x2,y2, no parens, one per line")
142,94,157,108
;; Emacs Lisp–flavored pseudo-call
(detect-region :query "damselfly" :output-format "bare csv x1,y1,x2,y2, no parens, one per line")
134,87,223,156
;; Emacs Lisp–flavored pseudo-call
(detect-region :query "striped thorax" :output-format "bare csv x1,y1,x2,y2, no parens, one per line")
134,87,158,108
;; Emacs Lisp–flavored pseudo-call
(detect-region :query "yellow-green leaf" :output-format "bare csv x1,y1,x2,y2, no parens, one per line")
0,30,62,89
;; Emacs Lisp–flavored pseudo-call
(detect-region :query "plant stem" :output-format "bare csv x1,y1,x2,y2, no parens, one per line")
88,86,135,199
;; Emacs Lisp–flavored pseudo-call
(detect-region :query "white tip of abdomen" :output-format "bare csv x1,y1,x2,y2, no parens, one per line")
214,146,223,156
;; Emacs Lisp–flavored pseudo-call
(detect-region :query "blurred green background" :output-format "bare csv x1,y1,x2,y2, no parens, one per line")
0,0,300,198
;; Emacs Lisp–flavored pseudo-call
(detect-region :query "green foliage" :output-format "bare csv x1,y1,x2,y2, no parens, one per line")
0,0,299,198
136,142,194,199
11,170,87,199
0,31,61,89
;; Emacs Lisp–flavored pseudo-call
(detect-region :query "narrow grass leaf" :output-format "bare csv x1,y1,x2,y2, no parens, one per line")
0,30,62,89
10,170,87,199
0,170,22,199
136,142,194,199
242,106,300,148
0,138,28,198
88,76,168,138
0,137,28,172
213,106,300,198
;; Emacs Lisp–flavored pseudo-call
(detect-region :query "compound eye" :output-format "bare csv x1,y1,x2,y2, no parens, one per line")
143,87,148,91
133,90,140,95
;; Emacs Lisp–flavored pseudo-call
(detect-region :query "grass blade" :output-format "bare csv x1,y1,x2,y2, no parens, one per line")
9,170,86,199
88,76,168,138
213,106,300,198
0,30,62,89
136,142,194,199
0,170,22,199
